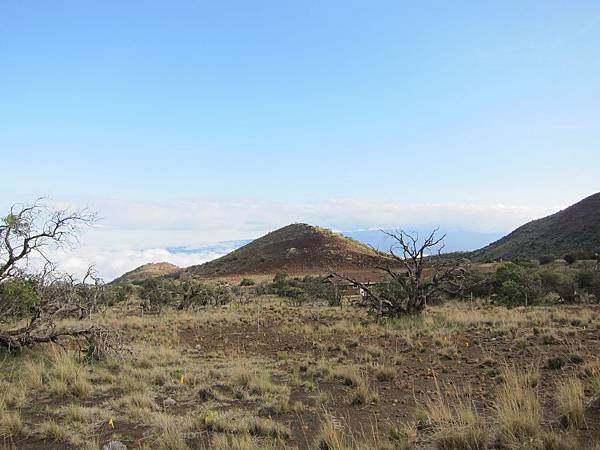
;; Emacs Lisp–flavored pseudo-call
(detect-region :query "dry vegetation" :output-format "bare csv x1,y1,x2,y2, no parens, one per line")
2,297,600,449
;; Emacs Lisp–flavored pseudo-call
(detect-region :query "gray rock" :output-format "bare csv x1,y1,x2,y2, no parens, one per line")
163,397,177,408
102,441,127,450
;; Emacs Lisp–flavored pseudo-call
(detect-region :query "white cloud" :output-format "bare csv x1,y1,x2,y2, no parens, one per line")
85,196,555,236
15,196,559,281
49,244,240,282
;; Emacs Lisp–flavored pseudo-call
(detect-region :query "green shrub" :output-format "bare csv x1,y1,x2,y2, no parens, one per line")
270,273,335,304
540,270,575,303
492,263,543,306
137,278,176,310
575,270,594,289
538,255,554,265
575,269,600,300
0,277,39,320
460,268,492,298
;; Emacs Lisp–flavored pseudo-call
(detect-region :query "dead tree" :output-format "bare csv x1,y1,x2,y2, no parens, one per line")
0,199,96,280
0,200,112,353
334,228,463,316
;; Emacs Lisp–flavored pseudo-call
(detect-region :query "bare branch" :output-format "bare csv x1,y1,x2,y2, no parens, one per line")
0,200,107,354
0,200,96,281
335,227,460,316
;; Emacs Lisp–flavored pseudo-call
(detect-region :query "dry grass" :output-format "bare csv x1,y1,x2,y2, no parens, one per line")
152,412,190,450
315,412,395,450
333,366,379,406
2,300,600,449
0,411,24,440
374,365,396,382
0,381,26,410
38,419,69,442
423,381,487,450
556,377,586,430
193,409,290,439
494,367,543,449
47,348,93,398
208,433,281,450
20,360,46,390
350,375,379,406
58,404,108,426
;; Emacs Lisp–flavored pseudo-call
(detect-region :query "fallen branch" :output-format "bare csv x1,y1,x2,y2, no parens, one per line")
0,325,92,352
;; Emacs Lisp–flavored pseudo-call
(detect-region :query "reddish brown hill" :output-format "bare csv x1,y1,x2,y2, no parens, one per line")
185,223,391,278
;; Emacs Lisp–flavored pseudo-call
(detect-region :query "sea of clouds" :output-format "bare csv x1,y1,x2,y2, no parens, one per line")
20,197,556,281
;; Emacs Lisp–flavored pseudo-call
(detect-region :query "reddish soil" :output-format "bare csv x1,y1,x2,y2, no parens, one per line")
180,306,600,449
185,224,397,279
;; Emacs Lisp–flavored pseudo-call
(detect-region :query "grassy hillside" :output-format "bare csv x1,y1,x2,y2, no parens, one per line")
472,192,600,261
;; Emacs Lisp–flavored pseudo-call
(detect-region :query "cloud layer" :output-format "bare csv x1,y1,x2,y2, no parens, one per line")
37,196,558,281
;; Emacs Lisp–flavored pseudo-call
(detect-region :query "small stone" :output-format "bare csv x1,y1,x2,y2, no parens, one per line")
103,441,127,450
163,397,177,408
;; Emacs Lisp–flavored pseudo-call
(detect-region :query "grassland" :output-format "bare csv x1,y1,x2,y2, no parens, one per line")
2,298,600,449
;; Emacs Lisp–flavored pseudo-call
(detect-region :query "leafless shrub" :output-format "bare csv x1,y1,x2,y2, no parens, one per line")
334,228,464,316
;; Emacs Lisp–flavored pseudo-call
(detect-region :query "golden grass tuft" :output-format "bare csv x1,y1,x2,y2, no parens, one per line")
315,412,394,450
38,419,68,442
230,362,289,400
556,377,586,430
494,367,543,449
348,369,378,406
47,348,93,398
153,412,190,450
59,404,108,425
209,433,279,450
193,409,289,439
423,381,487,450
374,365,396,382
315,413,347,450
0,411,25,440
20,360,46,390
0,381,26,410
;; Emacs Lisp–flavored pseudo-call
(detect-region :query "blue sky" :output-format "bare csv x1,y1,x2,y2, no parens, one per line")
1,1,599,278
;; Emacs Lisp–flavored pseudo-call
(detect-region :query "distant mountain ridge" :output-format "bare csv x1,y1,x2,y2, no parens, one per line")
472,192,600,261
